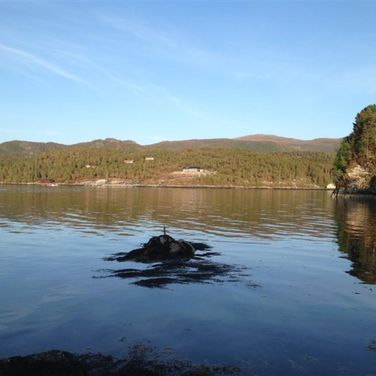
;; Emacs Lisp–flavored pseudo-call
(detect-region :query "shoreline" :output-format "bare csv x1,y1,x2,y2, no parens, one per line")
2,182,375,196
0,181,333,191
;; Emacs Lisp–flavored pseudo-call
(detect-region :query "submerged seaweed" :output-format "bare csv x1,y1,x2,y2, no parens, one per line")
99,236,255,289
0,343,240,376
108,259,247,288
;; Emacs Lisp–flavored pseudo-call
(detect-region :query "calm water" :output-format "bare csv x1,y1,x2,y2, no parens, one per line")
0,186,376,375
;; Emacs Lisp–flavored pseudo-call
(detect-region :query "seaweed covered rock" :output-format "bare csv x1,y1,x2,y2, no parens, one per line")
108,234,209,262
0,345,240,376
102,234,254,289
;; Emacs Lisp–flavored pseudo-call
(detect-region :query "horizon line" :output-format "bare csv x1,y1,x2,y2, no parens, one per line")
0,133,344,147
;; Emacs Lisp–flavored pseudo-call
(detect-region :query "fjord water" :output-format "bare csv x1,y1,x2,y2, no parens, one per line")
0,186,375,375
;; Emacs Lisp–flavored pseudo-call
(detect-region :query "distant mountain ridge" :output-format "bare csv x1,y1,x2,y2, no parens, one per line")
235,134,340,152
0,140,66,157
73,138,141,151
0,135,341,157
151,135,340,153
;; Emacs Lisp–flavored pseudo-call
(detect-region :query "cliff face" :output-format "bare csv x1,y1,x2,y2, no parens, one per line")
342,165,372,193
333,105,376,194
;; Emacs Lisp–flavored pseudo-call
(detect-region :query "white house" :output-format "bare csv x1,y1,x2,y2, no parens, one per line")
182,166,204,173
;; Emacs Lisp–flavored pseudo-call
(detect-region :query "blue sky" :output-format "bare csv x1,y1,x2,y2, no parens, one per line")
0,0,375,145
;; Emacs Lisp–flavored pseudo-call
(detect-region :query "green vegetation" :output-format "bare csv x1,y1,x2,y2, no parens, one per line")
0,146,334,187
333,137,352,179
333,104,376,191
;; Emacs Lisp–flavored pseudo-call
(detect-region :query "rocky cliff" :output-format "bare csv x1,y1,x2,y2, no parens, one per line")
333,105,376,194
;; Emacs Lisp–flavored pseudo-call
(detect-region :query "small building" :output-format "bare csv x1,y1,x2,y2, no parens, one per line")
85,164,96,169
326,183,336,190
95,179,107,186
145,157,154,161
182,166,204,173
123,159,134,164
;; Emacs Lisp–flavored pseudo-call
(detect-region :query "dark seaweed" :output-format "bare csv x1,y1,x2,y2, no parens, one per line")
0,343,240,376
100,237,255,288
108,259,248,288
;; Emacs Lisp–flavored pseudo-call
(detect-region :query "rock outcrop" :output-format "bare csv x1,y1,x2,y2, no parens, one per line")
107,234,210,263
333,105,376,194
343,165,372,193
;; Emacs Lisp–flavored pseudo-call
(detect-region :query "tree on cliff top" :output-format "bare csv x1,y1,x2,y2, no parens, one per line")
353,104,376,164
333,105,376,180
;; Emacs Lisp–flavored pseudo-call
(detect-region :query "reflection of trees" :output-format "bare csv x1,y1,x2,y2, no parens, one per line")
0,186,334,239
335,197,376,283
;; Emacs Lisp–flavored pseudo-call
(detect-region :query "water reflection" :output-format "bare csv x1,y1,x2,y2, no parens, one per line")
102,246,251,288
0,186,336,241
335,197,376,283
3,186,376,286
2,186,376,374
102,258,251,288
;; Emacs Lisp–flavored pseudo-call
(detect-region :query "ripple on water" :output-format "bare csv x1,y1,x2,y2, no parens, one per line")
1,187,376,374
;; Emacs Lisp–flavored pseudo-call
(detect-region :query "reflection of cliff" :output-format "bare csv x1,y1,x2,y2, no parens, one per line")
335,197,376,283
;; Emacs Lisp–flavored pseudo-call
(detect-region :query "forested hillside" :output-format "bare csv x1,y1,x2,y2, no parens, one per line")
0,147,334,188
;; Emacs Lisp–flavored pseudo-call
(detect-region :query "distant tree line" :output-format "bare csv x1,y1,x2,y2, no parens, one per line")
0,147,334,187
